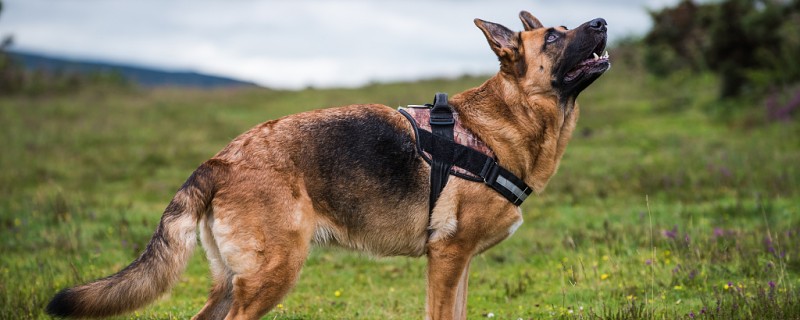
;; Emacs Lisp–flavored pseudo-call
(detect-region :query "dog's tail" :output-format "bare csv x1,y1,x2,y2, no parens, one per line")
45,160,225,318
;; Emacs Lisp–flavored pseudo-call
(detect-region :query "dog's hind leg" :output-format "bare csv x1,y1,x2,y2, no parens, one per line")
210,181,315,320
223,240,310,320
192,215,234,320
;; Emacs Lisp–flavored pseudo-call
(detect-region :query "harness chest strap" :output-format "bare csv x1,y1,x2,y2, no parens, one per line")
398,94,532,208
416,129,532,206
427,93,456,219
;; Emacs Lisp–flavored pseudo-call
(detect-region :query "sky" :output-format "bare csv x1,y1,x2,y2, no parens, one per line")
1,0,680,89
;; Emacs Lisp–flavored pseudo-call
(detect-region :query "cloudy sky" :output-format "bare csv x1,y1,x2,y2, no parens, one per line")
1,0,679,89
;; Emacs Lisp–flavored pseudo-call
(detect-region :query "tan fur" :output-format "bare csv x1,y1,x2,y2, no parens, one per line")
47,11,608,320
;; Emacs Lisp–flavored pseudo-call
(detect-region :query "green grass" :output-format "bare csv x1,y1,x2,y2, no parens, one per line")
1,63,798,319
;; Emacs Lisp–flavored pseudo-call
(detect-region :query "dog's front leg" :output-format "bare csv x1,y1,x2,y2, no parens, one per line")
425,240,473,320
453,259,471,319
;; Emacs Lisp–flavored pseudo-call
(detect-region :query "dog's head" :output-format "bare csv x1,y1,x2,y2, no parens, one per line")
475,12,609,103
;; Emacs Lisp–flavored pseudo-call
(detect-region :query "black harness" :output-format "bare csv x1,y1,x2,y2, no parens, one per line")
399,93,533,224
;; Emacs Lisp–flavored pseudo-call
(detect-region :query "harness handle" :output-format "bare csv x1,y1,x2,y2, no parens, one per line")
429,93,454,125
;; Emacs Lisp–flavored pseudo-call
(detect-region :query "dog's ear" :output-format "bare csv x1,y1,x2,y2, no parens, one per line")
474,19,517,60
519,11,543,31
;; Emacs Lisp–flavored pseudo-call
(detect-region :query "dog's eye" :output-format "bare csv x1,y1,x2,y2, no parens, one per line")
546,33,558,43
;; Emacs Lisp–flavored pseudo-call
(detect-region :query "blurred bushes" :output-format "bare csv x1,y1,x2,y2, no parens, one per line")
644,0,800,108
643,0,713,75
0,41,24,94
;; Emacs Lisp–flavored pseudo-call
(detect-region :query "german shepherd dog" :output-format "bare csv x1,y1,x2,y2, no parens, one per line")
46,11,609,320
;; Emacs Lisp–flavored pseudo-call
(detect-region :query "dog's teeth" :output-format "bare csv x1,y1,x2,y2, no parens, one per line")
593,52,599,60
603,50,609,58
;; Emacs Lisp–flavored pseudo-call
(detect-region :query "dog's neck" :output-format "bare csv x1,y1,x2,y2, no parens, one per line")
450,74,579,194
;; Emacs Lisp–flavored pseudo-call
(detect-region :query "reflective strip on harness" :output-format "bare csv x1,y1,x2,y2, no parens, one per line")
496,175,530,204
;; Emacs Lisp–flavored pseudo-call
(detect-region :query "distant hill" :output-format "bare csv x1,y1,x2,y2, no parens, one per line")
6,50,258,88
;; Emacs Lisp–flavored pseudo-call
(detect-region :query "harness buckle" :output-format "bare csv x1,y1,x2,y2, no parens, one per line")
480,158,500,185
429,111,455,126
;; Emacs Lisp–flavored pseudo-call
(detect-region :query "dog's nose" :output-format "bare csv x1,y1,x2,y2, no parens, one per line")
588,18,607,32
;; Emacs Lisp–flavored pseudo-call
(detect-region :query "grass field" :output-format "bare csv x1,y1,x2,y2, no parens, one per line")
1,61,798,319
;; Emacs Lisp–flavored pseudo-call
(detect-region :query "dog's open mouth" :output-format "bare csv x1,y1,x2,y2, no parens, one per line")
564,42,610,83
